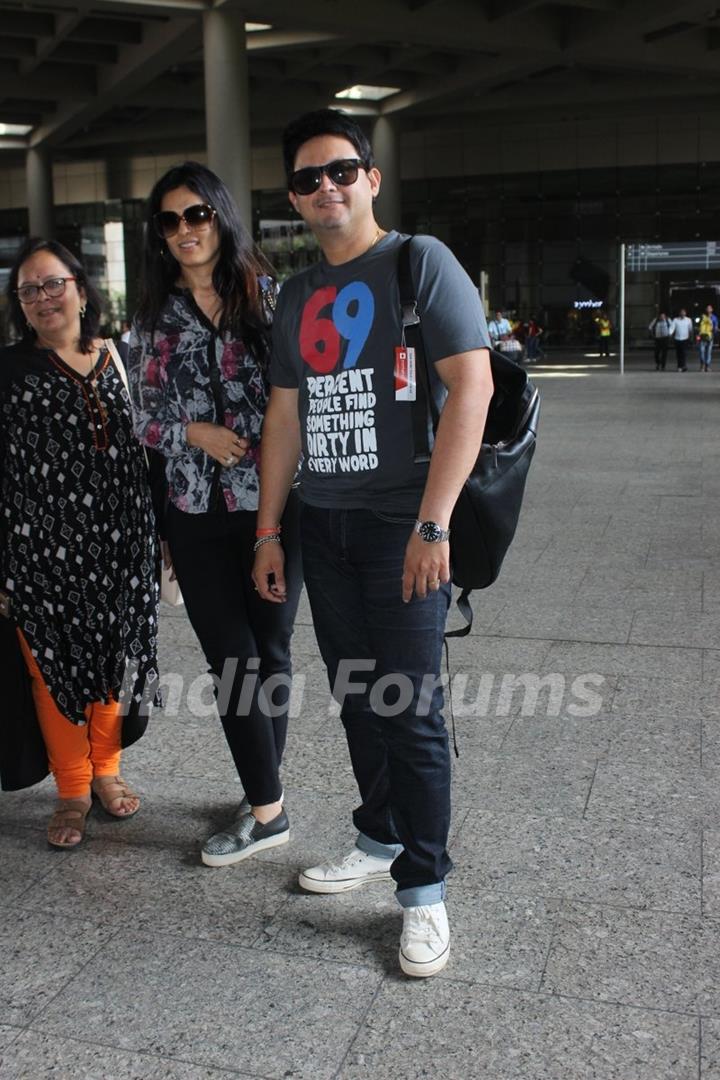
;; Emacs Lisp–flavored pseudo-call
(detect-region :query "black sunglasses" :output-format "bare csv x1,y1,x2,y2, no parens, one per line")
289,158,367,196
153,203,216,239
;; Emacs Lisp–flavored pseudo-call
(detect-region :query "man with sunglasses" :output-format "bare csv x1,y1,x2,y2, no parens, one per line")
253,109,493,978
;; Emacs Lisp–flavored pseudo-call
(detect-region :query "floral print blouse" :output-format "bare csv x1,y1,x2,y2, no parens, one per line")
127,282,275,515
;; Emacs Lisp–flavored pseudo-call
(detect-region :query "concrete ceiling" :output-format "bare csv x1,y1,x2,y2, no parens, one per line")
1,0,719,162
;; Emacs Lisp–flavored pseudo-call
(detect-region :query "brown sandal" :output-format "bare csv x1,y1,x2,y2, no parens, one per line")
91,775,141,819
48,799,91,849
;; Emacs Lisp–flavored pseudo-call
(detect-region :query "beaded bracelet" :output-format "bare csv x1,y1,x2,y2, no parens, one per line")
253,534,282,553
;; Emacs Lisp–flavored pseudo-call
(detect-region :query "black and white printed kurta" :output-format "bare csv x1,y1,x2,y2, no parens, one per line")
0,340,159,724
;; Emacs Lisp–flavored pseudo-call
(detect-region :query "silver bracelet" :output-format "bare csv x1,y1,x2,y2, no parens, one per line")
253,535,282,553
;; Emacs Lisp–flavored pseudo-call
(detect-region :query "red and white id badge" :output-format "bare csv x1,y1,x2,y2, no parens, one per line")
394,345,416,402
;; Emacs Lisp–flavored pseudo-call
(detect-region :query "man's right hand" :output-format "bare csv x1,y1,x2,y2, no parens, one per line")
252,540,287,603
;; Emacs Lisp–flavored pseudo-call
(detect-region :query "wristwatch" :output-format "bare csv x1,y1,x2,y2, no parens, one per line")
414,519,450,543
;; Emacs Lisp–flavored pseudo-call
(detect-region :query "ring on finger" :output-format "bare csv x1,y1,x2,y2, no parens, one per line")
225,454,234,466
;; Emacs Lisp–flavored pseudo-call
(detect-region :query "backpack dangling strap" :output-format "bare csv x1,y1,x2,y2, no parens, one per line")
444,588,474,638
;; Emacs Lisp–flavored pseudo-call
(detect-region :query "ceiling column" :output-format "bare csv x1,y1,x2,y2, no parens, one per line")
203,7,252,229
372,115,401,233
26,145,54,238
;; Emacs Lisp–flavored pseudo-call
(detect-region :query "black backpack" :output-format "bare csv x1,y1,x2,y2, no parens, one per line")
398,238,540,636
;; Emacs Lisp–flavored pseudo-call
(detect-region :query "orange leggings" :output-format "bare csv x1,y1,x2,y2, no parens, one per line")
18,632,123,799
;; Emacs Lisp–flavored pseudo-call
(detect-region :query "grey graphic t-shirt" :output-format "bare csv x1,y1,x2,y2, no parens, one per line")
270,231,490,514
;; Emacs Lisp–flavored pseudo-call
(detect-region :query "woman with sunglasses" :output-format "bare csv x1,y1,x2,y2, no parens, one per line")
0,238,159,847
128,162,302,866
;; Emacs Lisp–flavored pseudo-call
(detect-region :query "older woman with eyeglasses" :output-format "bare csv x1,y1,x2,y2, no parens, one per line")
0,237,160,847
128,162,302,867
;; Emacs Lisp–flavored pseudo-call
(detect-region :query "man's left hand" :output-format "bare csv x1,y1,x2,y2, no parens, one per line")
402,534,451,602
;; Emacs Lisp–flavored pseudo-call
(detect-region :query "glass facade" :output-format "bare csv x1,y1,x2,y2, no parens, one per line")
1,158,719,347
400,161,720,348
257,218,319,281
0,201,144,341
254,159,720,348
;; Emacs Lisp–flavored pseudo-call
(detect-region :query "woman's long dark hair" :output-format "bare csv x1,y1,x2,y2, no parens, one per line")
7,237,103,354
136,161,274,337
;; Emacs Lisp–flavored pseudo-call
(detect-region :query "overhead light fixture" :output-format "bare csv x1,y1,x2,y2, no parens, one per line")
0,123,32,136
246,22,272,31
336,84,400,101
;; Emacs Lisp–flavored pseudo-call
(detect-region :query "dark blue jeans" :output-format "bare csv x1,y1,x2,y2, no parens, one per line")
301,504,453,907
700,339,713,369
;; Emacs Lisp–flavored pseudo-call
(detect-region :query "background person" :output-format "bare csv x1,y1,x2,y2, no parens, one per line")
698,304,718,372
488,309,511,346
525,315,544,363
128,162,302,867
594,309,612,356
0,238,159,847
649,310,672,371
671,308,693,372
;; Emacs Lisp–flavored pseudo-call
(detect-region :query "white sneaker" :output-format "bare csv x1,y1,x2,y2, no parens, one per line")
298,846,394,894
399,901,450,977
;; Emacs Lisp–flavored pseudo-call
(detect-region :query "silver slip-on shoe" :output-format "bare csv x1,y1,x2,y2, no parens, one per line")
201,808,289,867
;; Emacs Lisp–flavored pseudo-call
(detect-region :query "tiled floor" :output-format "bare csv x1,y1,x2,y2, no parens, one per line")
2,357,719,1078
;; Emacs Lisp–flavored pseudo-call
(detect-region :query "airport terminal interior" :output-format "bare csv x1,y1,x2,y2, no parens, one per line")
0,0,719,339
2,2,720,1078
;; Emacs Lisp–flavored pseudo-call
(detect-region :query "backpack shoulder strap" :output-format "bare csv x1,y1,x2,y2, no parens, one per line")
398,237,437,462
397,239,475,641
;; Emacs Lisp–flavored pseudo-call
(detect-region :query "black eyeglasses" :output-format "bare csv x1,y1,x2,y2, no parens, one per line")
153,203,216,239
289,158,367,196
15,276,77,304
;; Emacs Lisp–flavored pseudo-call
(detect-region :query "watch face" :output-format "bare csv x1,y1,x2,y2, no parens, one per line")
419,521,444,543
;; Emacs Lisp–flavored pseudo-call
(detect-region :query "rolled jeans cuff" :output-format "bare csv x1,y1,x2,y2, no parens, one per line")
356,832,403,860
396,881,447,909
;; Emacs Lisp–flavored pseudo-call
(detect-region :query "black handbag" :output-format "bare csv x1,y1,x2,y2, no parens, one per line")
0,595,150,791
398,238,540,636
0,610,49,791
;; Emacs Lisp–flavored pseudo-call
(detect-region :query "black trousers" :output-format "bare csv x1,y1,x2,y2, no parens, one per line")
675,340,688,370
166,491,302,805
654,338,668,369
